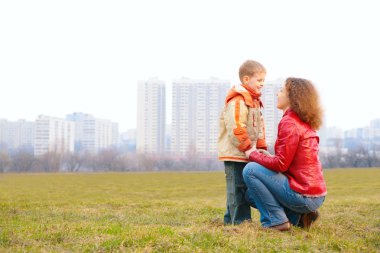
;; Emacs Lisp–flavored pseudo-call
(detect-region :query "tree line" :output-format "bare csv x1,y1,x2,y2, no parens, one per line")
0,146,379,173
0,148,224,173
320,146,380,168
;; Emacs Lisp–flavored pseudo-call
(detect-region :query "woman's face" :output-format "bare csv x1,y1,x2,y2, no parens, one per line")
277,85,290,111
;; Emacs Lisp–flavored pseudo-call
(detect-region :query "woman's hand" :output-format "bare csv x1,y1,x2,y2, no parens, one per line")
257,149,272,156
245,146,257,158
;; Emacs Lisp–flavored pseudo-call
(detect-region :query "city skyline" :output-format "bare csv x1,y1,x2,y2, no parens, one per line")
2,90,380,134
0,113,120,155
1,1,379,132
1,107,379,157
2,107,380,134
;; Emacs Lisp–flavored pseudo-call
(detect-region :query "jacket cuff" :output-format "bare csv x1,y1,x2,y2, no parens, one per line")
233,127,251,151
238,139,252,152
256,139,267,150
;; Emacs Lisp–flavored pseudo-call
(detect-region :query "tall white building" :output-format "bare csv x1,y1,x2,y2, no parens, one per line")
120,128,137,144
66,112,119,153
0,119,35,150
136,78,166,154
119,128,137,153
66,112,90,150
369,118,380,138
261,79,283,148
326,126,344,139
318,115,328,147
112,122,119,146
0,120,5,147
34,115,75,156
171,77,230,156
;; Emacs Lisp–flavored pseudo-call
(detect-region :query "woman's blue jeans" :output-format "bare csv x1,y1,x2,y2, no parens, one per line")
243,162,325,227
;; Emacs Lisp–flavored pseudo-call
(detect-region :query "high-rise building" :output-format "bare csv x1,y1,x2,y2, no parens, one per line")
112,122,119,146
326,126,344,139
369,118,380,138
66,112,119,153
34,115,75,156
119,128,136,153
0,119,35,150
0,120,6,147
171,77,230,156
261,79,283,148
66,112,91,151
136,78,166,154
318,115,328,147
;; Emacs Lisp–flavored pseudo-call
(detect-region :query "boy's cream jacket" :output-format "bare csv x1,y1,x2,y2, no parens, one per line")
218,84,267,162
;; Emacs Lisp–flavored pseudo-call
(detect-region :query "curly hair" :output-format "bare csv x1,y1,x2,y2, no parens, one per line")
285,77,323,130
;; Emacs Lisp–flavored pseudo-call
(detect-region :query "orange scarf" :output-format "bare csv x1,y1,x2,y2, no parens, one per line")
242,84,263,108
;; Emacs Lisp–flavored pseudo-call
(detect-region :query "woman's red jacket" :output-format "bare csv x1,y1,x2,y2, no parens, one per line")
248,109,327,197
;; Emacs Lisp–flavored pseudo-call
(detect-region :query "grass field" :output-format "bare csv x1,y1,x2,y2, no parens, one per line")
0,169,379,252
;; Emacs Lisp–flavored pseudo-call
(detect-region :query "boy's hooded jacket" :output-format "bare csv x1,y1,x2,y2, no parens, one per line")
218,84,267,162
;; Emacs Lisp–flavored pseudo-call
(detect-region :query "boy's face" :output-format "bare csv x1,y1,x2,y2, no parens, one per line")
244,72,266,94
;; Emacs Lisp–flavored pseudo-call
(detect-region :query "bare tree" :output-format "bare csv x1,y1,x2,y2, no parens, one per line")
112,153,130,171
0,150,10,172
36,151,62,172
96,148,119,171
365,149,379,167
344,145,375,168
10,149,35,172
136,154,155,171
62,152,84,172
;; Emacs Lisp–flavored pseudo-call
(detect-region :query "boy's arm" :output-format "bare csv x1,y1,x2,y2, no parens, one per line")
224,99,252,152
256,112,268,150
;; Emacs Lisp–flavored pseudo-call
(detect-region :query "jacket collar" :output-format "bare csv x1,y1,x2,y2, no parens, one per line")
225,85,262,108
283,108,297,118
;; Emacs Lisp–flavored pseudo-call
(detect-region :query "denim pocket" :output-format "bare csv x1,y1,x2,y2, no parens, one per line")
304,196,325,212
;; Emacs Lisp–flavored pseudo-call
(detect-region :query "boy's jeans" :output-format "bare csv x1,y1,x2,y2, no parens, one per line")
224,161,252,225
243,162,325,227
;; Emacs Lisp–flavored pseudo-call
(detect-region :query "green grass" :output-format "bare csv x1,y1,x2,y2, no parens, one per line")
0,169,379,252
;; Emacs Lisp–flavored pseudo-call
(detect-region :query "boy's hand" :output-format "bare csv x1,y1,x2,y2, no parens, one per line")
245,146,256,158
257,149,272,156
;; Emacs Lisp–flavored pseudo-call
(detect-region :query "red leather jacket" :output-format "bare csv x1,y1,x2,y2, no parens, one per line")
248,109,327,197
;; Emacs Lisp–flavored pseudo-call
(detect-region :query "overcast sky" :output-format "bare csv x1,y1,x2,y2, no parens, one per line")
1,0,379,132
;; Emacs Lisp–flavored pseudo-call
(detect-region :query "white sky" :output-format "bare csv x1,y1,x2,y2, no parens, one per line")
1,0,379,132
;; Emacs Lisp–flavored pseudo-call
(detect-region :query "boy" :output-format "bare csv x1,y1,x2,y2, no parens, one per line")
218,60,267,225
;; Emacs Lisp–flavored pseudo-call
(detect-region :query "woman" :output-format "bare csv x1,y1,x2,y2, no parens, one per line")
243,77,327,231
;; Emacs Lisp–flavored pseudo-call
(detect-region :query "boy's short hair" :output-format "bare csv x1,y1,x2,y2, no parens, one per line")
239,60,266,82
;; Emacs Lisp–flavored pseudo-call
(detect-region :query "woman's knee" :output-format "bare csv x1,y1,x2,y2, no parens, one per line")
243,162,260,180
244,163,282,186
